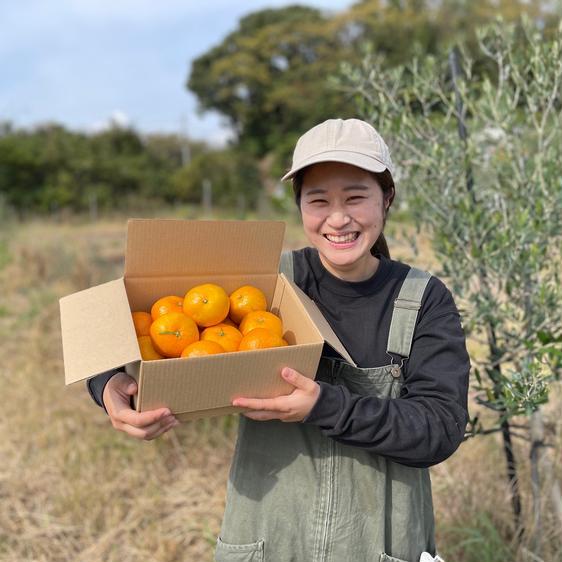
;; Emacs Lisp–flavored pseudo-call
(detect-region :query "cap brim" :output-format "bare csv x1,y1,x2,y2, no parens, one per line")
281,150,389,181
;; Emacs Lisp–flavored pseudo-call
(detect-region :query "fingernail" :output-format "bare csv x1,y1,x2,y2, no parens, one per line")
282,368,293,378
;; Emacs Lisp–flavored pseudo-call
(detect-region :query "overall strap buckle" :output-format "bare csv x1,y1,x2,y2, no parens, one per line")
386,352,405,378
394,298,421,311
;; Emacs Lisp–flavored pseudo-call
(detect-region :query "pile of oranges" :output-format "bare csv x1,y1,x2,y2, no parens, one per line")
132,284,289,361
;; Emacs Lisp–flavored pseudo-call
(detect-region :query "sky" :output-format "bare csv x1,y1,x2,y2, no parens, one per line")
0,0,355,145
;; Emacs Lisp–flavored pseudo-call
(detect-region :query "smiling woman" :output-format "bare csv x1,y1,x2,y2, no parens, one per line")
217,118,470,562
84,118,470,562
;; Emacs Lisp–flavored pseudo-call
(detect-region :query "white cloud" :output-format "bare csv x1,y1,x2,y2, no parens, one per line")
207,126,235,148
89,110,132,133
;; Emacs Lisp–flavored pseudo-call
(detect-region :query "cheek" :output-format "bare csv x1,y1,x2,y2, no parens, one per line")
356,203,384,226
300,210,323,237
299,206,314,225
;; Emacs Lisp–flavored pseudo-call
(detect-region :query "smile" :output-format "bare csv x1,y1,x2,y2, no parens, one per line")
323,232,360,243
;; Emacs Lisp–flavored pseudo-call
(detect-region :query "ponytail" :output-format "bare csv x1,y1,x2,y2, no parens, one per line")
371,232,390,259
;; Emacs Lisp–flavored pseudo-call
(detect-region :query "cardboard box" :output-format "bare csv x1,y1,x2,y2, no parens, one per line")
60,219,355,421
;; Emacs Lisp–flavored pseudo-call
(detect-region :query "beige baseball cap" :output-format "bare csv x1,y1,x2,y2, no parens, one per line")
281,118,394,181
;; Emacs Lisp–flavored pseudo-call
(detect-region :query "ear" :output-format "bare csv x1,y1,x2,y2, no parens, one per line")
384,193,393,213
386,185,396,209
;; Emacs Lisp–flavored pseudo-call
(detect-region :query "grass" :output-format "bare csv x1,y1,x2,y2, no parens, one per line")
0,208,560,561
443,512,516,562
0,239,10,271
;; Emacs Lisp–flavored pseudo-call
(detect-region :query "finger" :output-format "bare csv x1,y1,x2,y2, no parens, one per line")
147,419,180,440
104,373,135,412
116,407,172,428
281,367,314,390
108,372,137,395
124,380,138,395
232,396,287,412
242,410,284,421
156,417,181,435
118,417,178,440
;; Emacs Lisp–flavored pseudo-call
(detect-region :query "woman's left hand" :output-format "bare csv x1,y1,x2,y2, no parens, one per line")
232,367,320,422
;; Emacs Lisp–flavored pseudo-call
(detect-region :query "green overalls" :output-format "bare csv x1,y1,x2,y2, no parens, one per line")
215,252,436,562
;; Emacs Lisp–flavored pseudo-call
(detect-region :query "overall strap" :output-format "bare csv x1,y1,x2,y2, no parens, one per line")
279,250,294,282
386,267,432,359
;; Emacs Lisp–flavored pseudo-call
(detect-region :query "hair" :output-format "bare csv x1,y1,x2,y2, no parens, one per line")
291,166,396,259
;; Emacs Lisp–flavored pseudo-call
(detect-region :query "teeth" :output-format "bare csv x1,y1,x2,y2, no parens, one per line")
325,233,358,243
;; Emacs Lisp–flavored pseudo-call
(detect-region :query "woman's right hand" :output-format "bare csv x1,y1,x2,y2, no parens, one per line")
103,372,179,440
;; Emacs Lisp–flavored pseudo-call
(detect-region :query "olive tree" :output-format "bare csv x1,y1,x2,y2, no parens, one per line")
337,16,562,556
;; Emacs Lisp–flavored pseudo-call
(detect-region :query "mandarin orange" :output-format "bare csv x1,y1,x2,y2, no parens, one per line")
137,335,164,360
239,310,283,337
151,295,184,321
132,311,152,337
238,328,288,351
183,283,230,327
150,312,199,357
201,324,243,352
181,340,225,358
229,285,267,324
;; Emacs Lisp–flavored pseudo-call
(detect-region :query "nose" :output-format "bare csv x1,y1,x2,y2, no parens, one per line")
326,210,351,229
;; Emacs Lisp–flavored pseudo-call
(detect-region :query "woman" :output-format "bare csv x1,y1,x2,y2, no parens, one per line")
217,119,469,562
88,119,469,562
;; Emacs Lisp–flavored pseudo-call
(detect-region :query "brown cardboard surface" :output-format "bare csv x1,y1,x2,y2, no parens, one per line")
60,278,141,384
133,343,321,415
272,274,323,346
176,406,246,422
60,219,353,421
125,219,285,278
281,274,356,367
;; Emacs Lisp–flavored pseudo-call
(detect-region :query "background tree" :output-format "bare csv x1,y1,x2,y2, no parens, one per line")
187,1,557,184
338,16,562,557
0,124,211,216
170,148,261,212
0,127,47,218
187,6,356,163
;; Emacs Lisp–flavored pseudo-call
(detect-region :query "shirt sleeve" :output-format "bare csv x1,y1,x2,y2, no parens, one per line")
86,369,120,413
301,291,471,468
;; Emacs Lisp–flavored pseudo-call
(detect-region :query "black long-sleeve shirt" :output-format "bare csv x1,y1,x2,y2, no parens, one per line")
294,248,470,467
87,247,470,467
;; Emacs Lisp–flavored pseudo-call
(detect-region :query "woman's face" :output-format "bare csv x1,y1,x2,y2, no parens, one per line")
299,161,389,282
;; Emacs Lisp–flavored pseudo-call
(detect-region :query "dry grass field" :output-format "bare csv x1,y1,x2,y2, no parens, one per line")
0,209,560,562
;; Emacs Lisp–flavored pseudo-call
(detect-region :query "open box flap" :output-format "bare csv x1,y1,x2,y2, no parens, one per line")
125,219,286,278
280,273,356,367
60,278,141,384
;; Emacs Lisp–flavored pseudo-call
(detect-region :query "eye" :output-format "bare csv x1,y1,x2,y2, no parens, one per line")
348,195,366,202
309,199,327,204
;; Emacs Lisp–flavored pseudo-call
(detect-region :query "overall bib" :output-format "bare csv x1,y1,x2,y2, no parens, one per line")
215,252,435,562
